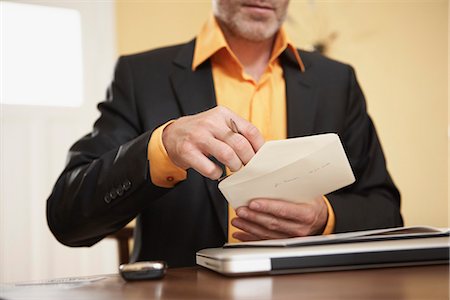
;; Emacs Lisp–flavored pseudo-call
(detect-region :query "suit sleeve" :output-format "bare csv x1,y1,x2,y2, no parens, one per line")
46,56,169,247
327,66,403,232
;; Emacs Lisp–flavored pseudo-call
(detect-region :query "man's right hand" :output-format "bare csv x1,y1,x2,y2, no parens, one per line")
162,106,265,180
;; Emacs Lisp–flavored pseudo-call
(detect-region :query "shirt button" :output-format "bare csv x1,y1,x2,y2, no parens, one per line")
166,176,174,182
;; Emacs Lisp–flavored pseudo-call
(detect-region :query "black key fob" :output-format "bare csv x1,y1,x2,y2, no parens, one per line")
119,261,167,281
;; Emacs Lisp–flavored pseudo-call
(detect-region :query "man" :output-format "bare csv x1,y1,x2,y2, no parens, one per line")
47,0,403,267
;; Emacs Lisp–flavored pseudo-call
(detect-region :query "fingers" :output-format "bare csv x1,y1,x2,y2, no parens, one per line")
232,197,329,239
182,148,224,179
162,106,265,179
214,128,256,166
231,117,265,152
234,207,308,237
231,216,291,240
232,231,260,242
210,106,262,165
247,199,316,224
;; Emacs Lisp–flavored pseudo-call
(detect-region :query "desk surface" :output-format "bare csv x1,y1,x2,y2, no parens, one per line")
1,265,448,300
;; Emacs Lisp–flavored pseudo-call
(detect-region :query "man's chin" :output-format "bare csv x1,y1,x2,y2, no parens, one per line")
233,21,279,42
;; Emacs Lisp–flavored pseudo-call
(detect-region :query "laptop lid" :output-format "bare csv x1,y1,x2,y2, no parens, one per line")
196,235,449,276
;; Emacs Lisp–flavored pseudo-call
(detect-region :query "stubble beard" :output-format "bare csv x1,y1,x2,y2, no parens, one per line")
214,0,288,43
224,14,284,42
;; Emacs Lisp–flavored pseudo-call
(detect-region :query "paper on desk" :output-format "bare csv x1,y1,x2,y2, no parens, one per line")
218,133,355,209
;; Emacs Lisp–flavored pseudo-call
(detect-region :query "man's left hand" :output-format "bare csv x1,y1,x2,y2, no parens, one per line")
231,197,328,241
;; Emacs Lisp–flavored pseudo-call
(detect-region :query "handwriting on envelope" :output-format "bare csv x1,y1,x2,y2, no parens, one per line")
218,133,355,209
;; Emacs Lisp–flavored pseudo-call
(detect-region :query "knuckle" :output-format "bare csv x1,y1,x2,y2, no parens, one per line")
262,231,273,240
302,207,316,224
198,136,211,150
215,105,228,115
177,140,194,156
266,217,280,231
232,135,248,152
294,228,308,237
275,207,288,218
203,165,220,179
199,117,215,129
246,124,261,139
218,147,235,162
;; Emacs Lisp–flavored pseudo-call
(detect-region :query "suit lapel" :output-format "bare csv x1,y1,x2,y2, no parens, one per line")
170,40,217,115
281,51,318,138
169,40,228,239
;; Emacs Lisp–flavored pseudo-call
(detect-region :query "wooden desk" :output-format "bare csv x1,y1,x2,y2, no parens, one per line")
1,265,448,300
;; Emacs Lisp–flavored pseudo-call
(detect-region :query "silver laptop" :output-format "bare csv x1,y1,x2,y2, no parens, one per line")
196,227,450,276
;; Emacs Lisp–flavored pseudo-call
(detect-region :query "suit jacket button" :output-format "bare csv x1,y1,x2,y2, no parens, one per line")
104,194,112,203
123,180,131,191
110,190,118,200
117,186,124,196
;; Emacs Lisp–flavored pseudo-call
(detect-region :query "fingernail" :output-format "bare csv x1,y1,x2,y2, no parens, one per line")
231,162,243,172
231,219,242,229
249,201,260,210
236,209,247,218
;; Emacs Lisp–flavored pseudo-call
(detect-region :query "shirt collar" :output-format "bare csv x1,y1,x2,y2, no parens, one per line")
192,15,305,72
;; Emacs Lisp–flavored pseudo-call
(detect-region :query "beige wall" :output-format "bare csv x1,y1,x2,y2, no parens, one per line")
116,1,211,54
116,1,448,227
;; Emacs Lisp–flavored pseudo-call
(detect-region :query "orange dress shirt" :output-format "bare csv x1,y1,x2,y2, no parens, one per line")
148,16,335,242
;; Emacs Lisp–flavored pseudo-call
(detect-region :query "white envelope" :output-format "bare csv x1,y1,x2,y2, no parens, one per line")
218,133,355,209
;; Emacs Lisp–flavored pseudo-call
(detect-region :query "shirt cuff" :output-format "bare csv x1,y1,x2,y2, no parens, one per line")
148,120,187,188
321,196,335,235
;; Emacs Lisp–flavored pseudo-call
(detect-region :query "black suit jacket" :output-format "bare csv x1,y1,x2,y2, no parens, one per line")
47,39,403,267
